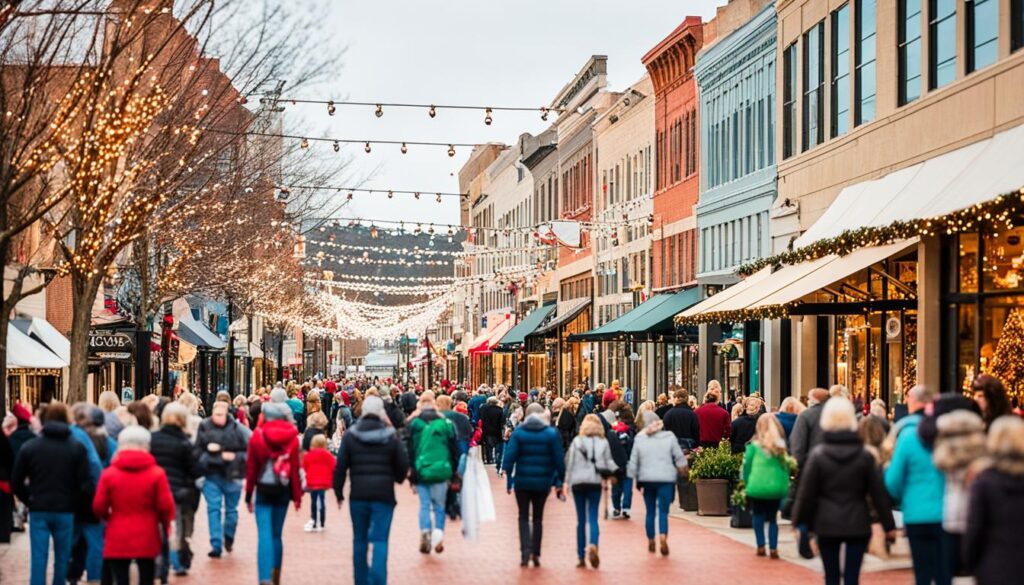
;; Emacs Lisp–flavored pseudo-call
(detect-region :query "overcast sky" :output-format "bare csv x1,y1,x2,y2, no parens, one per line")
284,0,722,227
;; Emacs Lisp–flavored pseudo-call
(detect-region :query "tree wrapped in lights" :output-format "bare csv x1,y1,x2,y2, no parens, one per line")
989,308,1024,400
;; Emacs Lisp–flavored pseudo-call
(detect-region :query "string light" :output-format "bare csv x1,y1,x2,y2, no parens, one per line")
401,142,408,154
447,144,456,157
484,107,493,125
429,105,437,118
278,184,469,199
364,141,371,153
332,140,339,152
375,103,383,117
327,100,336,116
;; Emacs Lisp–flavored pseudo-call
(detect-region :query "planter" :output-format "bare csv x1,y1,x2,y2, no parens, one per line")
679,479,699,511
730,505,752,528
695,479,730,516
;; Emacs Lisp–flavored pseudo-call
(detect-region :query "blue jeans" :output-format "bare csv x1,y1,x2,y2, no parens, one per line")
350,500,395,585
572,486,601,559
416,482,447,533
640,482,674,539
29,511,74,585
309,490,326,526
495,441,505,471
611,476,634,513
254,497,289,583
74,521,104,580
202,475,241,552
749,497,781,550
905,523,953,585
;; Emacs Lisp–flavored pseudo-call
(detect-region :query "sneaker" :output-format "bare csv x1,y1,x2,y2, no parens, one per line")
419,531,431,554
431,528,444,553
622,509,631,519
304,520,316,533
207,549,222,559
173,569,189,577
224,536,234,553
610,509,622,519
315,524,324,532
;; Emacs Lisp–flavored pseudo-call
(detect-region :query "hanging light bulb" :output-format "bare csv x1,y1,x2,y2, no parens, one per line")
447,144,456,157
400,142,408,154
347,192,353,200
300,138,309,150
436,193,442,203
484,107,493,125
327,100,336,116
370,224,378,238
375,104,383,117
447,227,454,236
332,140,340,152
387,190,394,199
428,105,437,118
364,142,371,153
540,107,549,121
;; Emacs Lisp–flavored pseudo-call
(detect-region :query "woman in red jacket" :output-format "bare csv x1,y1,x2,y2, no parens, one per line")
92,425,175,585
245,403,302,585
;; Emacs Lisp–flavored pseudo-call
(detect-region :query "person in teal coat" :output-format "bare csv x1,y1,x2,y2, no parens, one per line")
884,385,947,585
741,414,791,558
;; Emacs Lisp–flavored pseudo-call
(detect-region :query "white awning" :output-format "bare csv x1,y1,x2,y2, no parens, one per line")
677,267,774,320
796,123,1024,247
26,318,70,363
8,324,67,370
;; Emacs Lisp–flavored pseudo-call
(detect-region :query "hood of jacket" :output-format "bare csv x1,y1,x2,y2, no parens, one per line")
520,414,549,432
112,449,157,471
348,415,395,444
261,419,298,451
820,430,865,463
41,421,71,439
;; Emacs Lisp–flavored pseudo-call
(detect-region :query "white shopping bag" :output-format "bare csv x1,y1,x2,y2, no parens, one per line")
461,446,495,540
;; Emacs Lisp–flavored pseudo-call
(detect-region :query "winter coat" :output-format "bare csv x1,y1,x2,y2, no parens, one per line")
301,427,326,452
696,403,731,445
8,422,35,457
384,400,406,430
302,448,335,491
443,410,474,444
333,415,409,504
332,403,355,433
662,404,700,448
789,402,825,468
69,425,103,484
742,443,790,500
565,435,617,488
553,408,577,449
92,450,175,559
776,412,797,439
11,422,92,514
791,431,895,539
501,415,565,492
577,393,597,423
406,407,458,484
612,420,636,458
598,413,629,477
244,419,302,507
467,394,488,425
730,414,759,454
151,425,203,503
194,418,249,480
964,467,1024,585
884,414,945,525
627,429,686,484
479,403,505,439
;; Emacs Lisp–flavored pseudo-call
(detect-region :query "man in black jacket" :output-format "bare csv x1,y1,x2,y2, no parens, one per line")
479,397,505,465
194,402,250,557
662,389,700,449
152,403,204,576
334,395,409,585
11,402,92,585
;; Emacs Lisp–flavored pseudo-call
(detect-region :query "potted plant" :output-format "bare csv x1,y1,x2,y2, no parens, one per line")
689,441,740,516
729,480,752,528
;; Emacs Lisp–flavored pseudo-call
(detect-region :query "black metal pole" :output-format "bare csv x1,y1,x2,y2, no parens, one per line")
426,334,432,389
226,296,235,396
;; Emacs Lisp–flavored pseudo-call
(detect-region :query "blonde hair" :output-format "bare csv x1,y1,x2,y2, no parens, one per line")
365,386,381,397
829,384,850,399
176,391,200,416
307,411,328,430
140,393,160,413
986,415,1024,475
779,396,806,415
160,403,189,429
753,414,787,457
731,403,744,421
579,414,605,438
820,397,857,432
435,395,453,410
310,434,329,450
744,396,762,416
232,395,247,409
98,390,120,412
566,396,580,414
634,400,656,429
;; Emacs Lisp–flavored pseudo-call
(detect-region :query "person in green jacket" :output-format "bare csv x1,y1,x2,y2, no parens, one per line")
406,391,459,556
741,414,792,559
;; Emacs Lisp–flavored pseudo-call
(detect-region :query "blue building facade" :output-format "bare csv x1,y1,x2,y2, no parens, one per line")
693,3,777,399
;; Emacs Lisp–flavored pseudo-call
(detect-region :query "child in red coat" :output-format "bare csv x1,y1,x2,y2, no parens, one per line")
302,434,336,532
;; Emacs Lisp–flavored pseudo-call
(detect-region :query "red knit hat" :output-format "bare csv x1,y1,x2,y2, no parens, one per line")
12,402,32,423
602,389,618,409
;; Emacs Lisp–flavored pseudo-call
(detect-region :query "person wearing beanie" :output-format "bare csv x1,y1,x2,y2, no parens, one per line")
8,402,36,458
334,395,409,585
602,389,618,411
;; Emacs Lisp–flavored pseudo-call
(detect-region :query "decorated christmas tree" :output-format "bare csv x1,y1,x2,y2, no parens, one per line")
989,308,1024,400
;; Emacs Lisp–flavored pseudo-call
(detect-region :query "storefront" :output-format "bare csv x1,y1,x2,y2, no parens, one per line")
526,299,591,395
7,322,67,407
494,303,556,392
467,315,513,389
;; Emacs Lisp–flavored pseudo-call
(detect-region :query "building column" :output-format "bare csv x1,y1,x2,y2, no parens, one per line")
794,315,818,396
917,236,942,392
763,319,782,408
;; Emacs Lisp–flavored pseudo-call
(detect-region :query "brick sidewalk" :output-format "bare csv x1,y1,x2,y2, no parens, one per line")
1,468,913,584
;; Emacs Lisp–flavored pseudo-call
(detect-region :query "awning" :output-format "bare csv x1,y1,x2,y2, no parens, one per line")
530,298,591,338
571,289,700,342
176,316,225,350
676,239,918,324
494,304,556,351
796,123,1024,247
469,318,514,356
7,324,67,370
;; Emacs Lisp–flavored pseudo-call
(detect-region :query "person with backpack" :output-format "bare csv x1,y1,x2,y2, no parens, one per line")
406,391,459,555
194,401,250,558
566,414,618,570
741,414,791,559
245,402,302,585
334,395,409,585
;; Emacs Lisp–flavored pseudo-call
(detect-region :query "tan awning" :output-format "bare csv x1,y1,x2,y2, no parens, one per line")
676,267,773,320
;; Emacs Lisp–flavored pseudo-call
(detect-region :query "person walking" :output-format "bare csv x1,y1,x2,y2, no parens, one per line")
627,411,686,556
334,395,409,585
11,403,92,585
479,397,505,467
696,390,731,448
151,403,204,578
92,425,176,585
787,387,829,556
885,385,948,585
302,411,329,452
964,415,1024,585
662,389,700,450
776,397,805,440
730,397,762,454
610,404,636,519
406,391,459,555
244,402,302,585
69,404,113,584
741,414,791,559
195,400,250,558
302,434,335,532
565,414,618,569
501,402,565,567
791,397,895,585
552,397,577,451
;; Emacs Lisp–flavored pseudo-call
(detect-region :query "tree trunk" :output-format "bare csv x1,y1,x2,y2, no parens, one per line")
67,275,101,403
0,315,9,409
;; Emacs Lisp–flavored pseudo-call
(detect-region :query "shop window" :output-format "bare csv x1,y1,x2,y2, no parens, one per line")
783,43,798,159
831,4,851,138
966,0,999,73
899,0,923,105
855,0,877,125
928,0,957,90
1014,0,1024,52
802,22,825,151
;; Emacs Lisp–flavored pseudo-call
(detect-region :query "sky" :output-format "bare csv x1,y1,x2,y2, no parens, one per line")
284,0,722,227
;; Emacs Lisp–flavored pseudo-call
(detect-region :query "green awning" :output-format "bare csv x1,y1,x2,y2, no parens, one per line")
494,303,556,352
570,288,701,342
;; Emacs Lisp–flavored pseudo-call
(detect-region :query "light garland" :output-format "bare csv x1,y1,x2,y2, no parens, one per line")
281,184,469,201
673,303,792,326
249,97,564,122
214,129,475,158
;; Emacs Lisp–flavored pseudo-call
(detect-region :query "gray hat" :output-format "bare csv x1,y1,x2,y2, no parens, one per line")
270,388,288,403
262,402,289,421
361,395,384,418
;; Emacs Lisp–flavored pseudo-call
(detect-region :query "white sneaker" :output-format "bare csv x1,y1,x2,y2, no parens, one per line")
431,528,444,553
315,524,324,532
304,520,316,532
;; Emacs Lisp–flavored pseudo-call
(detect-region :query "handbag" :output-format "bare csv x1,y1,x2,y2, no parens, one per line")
584,438,616,479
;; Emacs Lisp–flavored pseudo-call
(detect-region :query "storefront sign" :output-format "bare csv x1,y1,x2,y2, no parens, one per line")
88,331,135,361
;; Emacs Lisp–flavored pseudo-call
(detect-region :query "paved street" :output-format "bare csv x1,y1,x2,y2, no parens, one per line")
1,468,912,584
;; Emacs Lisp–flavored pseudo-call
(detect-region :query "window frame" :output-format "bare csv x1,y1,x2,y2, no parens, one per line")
802,22,825,152
830,3,851,138
854,0,877,125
